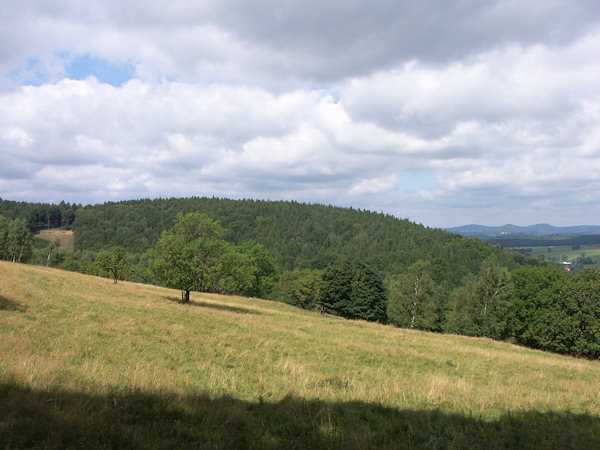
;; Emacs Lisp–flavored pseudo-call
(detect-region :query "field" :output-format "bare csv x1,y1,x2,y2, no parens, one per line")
1,261,599,448
35,229,75,250
514,243,600,265
489,234,600,267
533,244,600,263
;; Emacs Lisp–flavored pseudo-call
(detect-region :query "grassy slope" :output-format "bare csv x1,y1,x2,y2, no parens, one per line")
35,229,75,251
1,261,599,448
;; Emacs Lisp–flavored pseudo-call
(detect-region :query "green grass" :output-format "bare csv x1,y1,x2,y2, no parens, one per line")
1,261,599,448
517,243,600,265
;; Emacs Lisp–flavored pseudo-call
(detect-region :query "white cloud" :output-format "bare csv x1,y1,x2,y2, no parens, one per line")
1,1,600,226
349,175,398,196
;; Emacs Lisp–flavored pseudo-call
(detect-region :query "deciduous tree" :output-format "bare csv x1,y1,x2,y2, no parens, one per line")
448,257,512,339
510,265,563,349
99,246,131,283
236,241,279,298
150,213,226,303
271,269,323,309
0,216,32,263
214,247,257,296
387,260,437,330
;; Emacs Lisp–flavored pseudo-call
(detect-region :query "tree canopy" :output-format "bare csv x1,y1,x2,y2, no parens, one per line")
510,265,600,358
149,213,280,302
0,215,32,263
448,257,513,340
150,213,226,302
318,259,387,323
99,246,132,283
387,260,437,330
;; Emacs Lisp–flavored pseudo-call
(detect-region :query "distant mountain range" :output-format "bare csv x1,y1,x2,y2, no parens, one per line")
446,224,600,237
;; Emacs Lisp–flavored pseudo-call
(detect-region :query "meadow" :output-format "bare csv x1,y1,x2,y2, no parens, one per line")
1,261,599,448
516,243,600,266
35,229,75,251
539,244,600,263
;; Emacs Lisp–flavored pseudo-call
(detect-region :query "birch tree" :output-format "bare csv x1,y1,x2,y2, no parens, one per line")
448,257,512,339
0,216,32,263
387,260,437,330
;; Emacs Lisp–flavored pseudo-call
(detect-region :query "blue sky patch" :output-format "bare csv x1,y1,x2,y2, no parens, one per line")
66,54,134,86
7,57,47,86
398,172,436,192
7,54,135,87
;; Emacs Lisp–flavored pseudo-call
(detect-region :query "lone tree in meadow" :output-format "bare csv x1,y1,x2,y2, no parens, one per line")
99,246,131,283
150,213,226,303
318,258,387,323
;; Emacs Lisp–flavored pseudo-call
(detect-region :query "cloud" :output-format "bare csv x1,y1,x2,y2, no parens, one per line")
4,1,600,86
0,77,447,210
349,175,398,196
1,1,600,226
342,32,600,134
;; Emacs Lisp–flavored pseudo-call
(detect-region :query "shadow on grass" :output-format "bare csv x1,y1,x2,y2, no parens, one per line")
0,295,26,312
166,296,259,315
1,382,598,449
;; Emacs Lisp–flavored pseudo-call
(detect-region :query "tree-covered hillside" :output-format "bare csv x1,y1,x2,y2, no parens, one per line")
1,196,530,290
66,197,527,287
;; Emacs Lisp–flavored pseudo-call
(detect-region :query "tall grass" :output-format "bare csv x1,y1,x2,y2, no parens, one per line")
1,261,599,447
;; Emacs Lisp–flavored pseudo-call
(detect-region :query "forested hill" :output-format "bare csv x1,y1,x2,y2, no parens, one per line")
1,197,528,289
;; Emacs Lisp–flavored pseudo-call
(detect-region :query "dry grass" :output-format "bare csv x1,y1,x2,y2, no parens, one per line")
1,261,599,448
35,229,74,250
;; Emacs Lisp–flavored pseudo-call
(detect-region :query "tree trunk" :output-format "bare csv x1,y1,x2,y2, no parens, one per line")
410,278,420,328
182,290,190,303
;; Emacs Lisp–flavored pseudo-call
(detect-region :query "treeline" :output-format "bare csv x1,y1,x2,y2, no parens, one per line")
138,211,600,359
0,198,79,231
511,265,600,358
57,197,531,288
0,195,530,291
276,255,599,359
1,195,536,301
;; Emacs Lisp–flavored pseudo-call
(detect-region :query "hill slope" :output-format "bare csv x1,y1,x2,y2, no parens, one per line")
70,197,527,283
1,261,599,448
2,197,533,291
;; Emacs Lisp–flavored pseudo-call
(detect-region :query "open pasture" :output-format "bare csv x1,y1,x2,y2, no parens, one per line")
1,261,599,447
524,243,600,264
35,229,75,251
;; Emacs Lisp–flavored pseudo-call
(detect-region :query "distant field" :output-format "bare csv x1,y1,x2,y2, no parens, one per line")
1,261,599,448
487,233,600,266
35,228,74,250
514,243,600,265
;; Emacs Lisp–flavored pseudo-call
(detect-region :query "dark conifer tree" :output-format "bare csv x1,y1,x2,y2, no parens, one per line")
318,258,387,323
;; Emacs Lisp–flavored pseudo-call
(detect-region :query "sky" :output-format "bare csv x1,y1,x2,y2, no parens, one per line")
1,1,600,228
